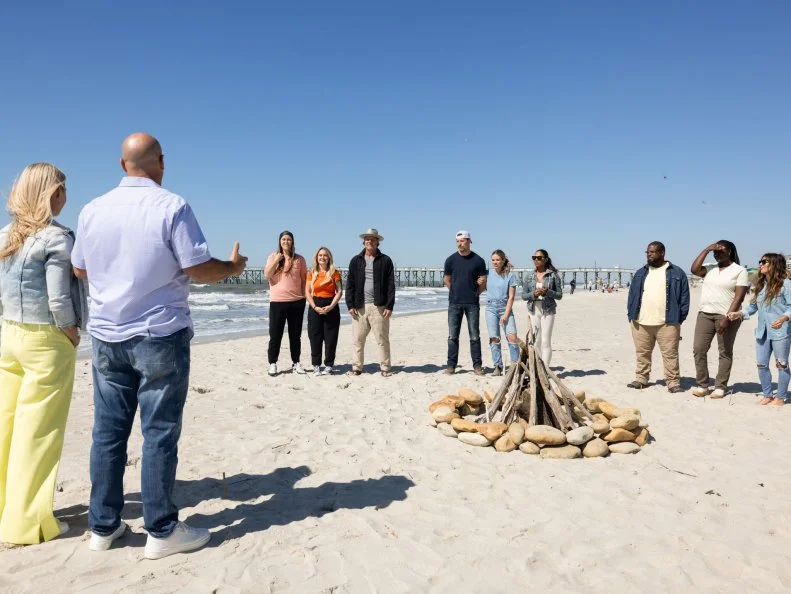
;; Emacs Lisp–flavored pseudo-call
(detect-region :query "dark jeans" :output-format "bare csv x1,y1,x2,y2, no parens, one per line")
89,327,192,538
693,311,742,389
448,302,482,368
307,297,340,366
268,299,306,364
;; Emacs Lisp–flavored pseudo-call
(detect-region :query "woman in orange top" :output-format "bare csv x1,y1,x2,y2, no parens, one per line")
306,247,343,376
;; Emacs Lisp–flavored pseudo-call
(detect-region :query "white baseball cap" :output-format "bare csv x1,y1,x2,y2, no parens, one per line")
456,230,471,240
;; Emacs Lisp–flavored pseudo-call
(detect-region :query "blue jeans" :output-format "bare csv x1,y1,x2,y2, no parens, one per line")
89,327,192,538
485,303,519,368
756,334,791,400
448,303,482,368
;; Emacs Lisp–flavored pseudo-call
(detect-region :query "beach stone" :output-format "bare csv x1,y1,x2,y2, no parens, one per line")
566,426,595,446
524,425,566,446
483,390,494,403
583,438,610,457
610,414,640,431
450,418,479,433
478,422,509,442
573,390,586,403
638,419,649,429
432,406,459,424
458,432,492,447
598,402,625,419
460,403,481,416
437,422,458,438
540,444,582,459
592,420,611,434
429,397,464,413
609,442,641,454
593,413,608,423
602,428,638,443
634,427,650,446
494,435,517,452
429,418,438,427
517,417,531,431
519,441,541,455
584,397,606,413
458,388,484,406
622,407,642,417
507,423,525,445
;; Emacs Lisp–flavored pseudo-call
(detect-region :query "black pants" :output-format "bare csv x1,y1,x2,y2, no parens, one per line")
268,299,306,364
307,297,341,366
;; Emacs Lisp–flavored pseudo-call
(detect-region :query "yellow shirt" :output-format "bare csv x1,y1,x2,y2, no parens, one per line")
638,263,669,325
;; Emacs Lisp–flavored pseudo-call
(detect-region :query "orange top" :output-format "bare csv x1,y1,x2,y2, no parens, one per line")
308,270,341,299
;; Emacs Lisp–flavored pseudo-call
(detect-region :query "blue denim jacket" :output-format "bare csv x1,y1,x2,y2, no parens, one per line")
743,279,791,340
627,262,690,324
0,221,88,329
522,270,563,314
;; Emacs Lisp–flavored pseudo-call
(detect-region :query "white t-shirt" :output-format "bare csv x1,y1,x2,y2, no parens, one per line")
638,263,669,325
699,263,750,315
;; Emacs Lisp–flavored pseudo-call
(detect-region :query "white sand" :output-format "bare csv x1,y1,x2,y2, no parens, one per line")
2,289,790,593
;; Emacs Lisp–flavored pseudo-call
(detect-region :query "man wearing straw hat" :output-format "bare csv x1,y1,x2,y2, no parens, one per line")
345,228,396,376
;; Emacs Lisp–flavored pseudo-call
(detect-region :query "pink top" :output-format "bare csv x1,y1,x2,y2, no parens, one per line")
266,253,307,302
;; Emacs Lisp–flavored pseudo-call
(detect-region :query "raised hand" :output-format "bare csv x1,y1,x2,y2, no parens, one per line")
230,242,248,275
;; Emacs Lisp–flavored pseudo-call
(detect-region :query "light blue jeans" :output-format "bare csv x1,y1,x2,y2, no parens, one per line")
756,334,791,401
485,303,519,368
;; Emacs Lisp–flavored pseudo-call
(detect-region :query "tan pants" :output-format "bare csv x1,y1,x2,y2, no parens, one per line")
352,304,391,372
630,322,680,389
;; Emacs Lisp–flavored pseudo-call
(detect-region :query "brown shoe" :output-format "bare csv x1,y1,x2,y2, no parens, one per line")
492,366,503,377
444,366,455,375
473,367,485,376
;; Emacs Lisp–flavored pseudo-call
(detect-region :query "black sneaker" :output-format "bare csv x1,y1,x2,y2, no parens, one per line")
667,386,683,394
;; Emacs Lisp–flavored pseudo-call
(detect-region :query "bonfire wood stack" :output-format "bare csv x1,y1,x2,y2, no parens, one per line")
428,332,651,458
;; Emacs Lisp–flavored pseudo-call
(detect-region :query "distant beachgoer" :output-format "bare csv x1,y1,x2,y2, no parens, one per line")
0,163,86,545
444,230,487,375
626,241,690,393
728,253,791,406
486,250,518,376
264,231,308,376
306,246,343,376
690,240,749,398
345,228,395,376
73,133,247,558
569,278,576,295
522,249,563,365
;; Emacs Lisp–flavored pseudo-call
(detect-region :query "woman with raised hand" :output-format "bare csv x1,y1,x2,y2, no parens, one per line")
0,163,86,544
305,246,343,376
264,230,307,376
486,250,519,376
522,249,563,365
690,240,749,398
728,253,791,406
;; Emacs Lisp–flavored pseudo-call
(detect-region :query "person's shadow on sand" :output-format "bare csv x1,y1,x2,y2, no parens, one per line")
55,467,414,549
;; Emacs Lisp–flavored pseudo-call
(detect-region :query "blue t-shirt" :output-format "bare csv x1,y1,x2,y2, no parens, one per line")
444,251,487,304
486,270,517,304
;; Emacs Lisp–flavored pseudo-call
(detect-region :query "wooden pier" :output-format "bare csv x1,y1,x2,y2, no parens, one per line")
220,267,637,288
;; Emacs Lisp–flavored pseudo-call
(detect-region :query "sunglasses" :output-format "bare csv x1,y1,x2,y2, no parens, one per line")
759,259,769,265
532,256,545,261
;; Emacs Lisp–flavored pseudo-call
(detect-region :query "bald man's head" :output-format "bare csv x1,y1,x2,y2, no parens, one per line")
120,133,165,184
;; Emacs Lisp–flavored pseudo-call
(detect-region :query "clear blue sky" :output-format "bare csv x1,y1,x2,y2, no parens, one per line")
1,1,788,270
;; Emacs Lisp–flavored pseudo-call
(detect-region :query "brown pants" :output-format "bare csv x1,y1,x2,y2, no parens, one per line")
351,304,391,372
693,311,741,390
631,322,681,389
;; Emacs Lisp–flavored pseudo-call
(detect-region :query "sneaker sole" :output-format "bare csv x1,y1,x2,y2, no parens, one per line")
144,532,211,560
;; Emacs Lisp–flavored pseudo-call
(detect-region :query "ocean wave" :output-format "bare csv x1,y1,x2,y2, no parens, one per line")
191,304,231,311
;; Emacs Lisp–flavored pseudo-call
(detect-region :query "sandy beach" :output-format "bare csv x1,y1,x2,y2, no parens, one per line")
1,288,789,593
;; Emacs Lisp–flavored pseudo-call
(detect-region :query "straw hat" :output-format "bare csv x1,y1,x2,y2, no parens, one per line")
359,227,384,242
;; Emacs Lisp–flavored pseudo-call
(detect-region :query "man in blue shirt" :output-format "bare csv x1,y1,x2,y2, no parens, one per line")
443,230,487,375
72,133,248,559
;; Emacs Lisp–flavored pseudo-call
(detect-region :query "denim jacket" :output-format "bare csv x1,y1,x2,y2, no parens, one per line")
742,279,791,340
627,262,690,325
522,270,563,314
0,221,88,329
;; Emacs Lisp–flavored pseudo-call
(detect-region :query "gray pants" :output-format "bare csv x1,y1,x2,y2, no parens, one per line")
693,311,741,390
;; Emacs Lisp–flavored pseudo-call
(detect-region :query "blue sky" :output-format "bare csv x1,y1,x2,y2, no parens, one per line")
1,1,787,270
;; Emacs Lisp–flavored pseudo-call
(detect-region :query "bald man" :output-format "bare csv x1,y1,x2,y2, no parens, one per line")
72,133,247,559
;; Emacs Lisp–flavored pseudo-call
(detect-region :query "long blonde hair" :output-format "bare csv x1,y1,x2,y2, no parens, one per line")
1,163,65,260
310,246,337,286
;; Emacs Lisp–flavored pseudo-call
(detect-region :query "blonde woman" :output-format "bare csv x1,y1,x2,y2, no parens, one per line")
0,163,86,544
306,247,343,376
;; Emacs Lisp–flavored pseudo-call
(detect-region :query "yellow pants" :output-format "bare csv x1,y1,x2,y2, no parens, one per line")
0,321,76,544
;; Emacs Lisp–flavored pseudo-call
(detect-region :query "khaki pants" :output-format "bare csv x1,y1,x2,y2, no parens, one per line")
352,304,391,372
692,311,741,390
630,322,680,389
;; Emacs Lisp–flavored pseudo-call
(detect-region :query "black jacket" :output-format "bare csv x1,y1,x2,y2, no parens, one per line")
346,249,396,311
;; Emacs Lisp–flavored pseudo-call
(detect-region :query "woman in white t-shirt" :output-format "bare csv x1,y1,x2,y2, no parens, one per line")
690,240,749,398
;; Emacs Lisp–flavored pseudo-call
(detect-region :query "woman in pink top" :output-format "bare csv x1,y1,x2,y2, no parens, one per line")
264,231,307,375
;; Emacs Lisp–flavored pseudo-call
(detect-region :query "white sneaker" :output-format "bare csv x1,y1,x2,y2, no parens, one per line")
692,387,709,398
710,388,726,399
268,363,277,376
321,366,333,375
292,362,306,375
313,367,322,377
89,522,127,551
144,522,210,560
57,520,70,537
